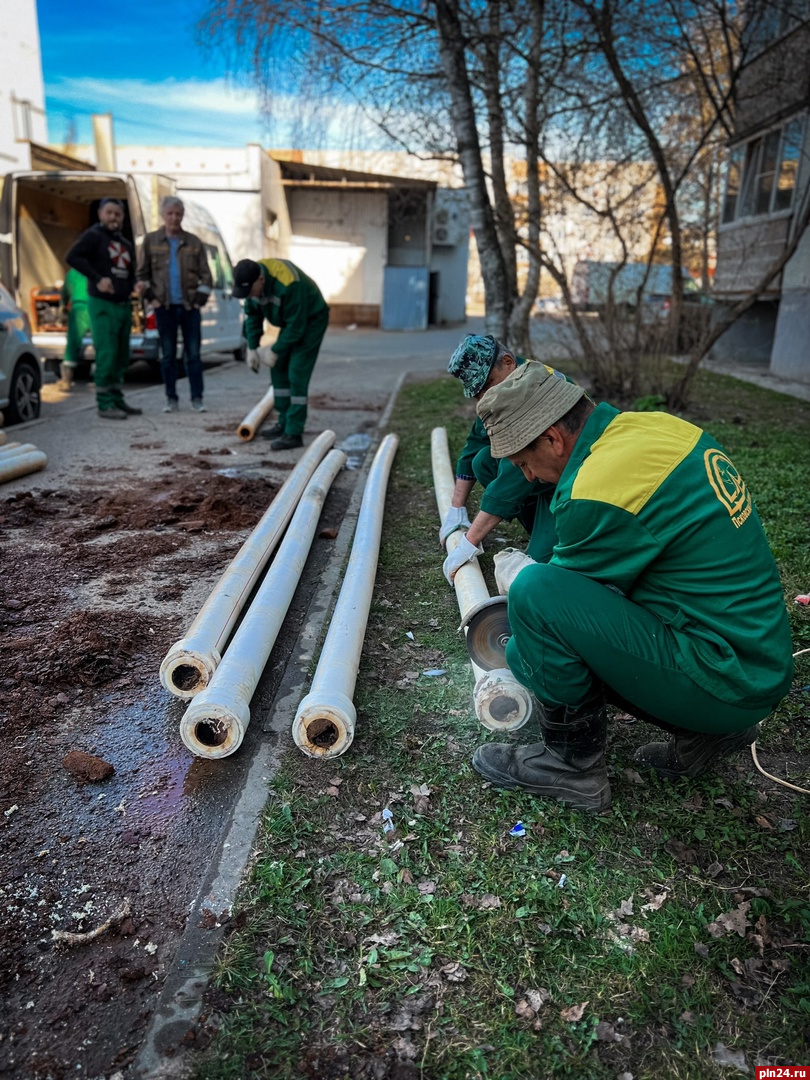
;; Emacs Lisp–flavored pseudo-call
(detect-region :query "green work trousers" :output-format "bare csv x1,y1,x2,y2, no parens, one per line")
270,308,329,436
506,563,771,735
472,447,556,563
64,303,92,367
88,296,131,410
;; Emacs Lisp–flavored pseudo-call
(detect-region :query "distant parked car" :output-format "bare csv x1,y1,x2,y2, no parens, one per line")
532,295,566,317
0,282,41,425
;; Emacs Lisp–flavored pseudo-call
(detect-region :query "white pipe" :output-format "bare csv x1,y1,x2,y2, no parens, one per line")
0,449,48,484
0,442,33,455
431,427,533,732
293,433,399,758
161,430,336,698
237,385,276,442
179,448,347,758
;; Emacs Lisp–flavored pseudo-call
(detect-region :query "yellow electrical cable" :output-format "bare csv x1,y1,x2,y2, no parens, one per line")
750,646,810,795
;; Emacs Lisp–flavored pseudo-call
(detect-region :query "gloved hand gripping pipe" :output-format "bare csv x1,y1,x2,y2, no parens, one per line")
179,448,347,758
431,427,533,731
293,433,399,758
160,430,336,698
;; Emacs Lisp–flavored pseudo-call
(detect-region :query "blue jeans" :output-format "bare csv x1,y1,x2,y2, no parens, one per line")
156,304,203,401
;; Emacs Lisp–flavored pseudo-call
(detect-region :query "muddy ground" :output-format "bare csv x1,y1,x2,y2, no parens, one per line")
0,413,371,1080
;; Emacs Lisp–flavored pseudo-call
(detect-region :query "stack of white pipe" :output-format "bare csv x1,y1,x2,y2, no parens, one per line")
431,427,533,732
179,448,347,759
292,433,399,758
0,440,48,484
161,430,336,698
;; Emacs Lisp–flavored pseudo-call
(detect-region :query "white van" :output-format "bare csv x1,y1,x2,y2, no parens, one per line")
0,171,245,371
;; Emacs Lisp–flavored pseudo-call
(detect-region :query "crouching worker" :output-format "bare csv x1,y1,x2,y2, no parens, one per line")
472,361,793,811
442,335,577,584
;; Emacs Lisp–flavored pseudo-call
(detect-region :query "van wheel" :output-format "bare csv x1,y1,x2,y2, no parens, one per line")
233,343,247,363
5,357,42,425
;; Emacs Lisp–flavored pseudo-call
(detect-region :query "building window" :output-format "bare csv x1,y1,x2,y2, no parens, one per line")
744,0,809,55
722,117,805,223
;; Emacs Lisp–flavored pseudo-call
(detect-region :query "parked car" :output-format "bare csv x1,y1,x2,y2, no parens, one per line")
0,282,41,425
0,171,244,374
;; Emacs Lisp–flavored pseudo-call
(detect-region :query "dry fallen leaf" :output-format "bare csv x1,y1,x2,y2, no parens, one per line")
560,1001,589,1023
440,962,467,982
515,998,536,1019
754,815,773,829
640,890,669,913
478,894,502,910
525,988,551,1010
707,901,751,939
417,880,436,895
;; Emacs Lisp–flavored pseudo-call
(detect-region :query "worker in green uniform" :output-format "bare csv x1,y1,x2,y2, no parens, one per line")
66,198,143,419
232,257,330,451
441,334,577,584
471,361,793,812
57,267,91,390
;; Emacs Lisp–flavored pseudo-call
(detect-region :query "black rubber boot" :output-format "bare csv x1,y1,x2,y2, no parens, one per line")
472,695,611,812
119,401,143,416
634,724,760,779
261,422,285,439
270,433,303,450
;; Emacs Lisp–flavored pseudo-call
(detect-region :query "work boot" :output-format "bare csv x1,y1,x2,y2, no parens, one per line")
270,433,303,451
119,401,143,416
261,422,285,439
56,362,75,390
634,724,760,780
98,407,128,420
472,695,611,812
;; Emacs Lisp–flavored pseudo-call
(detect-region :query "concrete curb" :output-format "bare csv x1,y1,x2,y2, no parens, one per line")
132,370,408,1079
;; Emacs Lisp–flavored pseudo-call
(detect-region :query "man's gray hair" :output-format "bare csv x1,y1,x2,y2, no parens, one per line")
160,195,185,214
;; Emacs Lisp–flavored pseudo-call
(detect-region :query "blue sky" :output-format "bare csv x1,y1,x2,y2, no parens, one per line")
38,0,379,148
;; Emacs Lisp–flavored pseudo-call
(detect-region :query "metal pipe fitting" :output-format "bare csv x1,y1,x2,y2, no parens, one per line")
293,433,399,758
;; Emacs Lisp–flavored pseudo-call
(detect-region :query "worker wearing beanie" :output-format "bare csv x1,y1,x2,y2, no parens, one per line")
442,334,584,585
232,258,329,451
471,361,793,812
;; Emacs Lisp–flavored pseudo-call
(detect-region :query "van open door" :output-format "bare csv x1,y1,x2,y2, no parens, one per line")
0,177,17,292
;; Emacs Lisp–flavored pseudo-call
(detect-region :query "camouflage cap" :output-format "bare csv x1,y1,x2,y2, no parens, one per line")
447,334,500,398
477,361,585,458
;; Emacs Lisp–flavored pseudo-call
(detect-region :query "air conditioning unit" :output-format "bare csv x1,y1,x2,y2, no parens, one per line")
432,207,459,246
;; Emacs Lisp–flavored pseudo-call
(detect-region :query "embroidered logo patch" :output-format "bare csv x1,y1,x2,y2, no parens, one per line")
704,449,752,528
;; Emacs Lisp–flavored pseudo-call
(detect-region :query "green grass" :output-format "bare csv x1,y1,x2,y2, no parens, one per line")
191,371,810,1080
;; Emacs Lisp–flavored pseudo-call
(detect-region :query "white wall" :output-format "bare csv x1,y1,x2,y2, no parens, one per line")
1,0,47,172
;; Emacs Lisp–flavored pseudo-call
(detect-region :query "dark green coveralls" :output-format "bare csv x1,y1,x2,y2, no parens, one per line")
243,259,329,437
506,404,794,734
60,268,91,369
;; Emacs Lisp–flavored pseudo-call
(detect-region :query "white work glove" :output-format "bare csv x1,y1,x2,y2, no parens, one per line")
443,535,483,585
246,348,261,373
494,548,537,595
439,505,472,546
257,345,278,368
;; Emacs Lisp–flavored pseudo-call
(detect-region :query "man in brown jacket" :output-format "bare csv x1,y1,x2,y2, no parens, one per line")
137,197,212,412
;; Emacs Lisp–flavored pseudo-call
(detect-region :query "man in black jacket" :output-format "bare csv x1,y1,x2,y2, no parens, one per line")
66,198,143,419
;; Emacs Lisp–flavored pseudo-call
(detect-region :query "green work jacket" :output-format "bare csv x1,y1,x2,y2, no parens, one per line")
548,402,793,708
243,258,328,355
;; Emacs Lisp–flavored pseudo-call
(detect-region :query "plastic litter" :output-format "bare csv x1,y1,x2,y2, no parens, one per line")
382,808,396,834
558,874,568,888
422,668,447,677
509,821,526,837
794,594,810,605
405,631,415,640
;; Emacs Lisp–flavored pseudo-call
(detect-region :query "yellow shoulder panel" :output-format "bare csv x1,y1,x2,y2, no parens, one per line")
258,258,297,287
571,412,701,515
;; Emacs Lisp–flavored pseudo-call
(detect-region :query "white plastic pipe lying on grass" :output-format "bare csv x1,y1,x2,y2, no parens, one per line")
237,385,276,442
179,448,347,758
431,427,533,732
160,430,336,698
293,433,399,758
0,449,47,484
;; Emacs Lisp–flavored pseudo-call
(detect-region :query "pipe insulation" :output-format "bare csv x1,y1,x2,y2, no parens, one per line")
430,427,533,732
237,385,276,442
0,449,47,484
179,448,347,758
293,433,399,758
160,430,337,699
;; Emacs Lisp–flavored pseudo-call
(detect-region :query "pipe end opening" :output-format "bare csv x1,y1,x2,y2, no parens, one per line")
237,427,251,441
489,695,519,723
307,717,340,748
194,719,230,748
171,663,204,693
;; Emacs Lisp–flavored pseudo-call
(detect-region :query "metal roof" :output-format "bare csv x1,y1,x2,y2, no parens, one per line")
271,156,437,191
